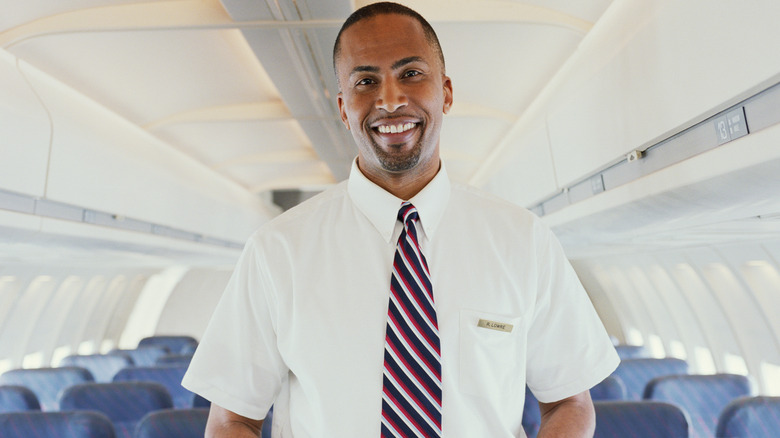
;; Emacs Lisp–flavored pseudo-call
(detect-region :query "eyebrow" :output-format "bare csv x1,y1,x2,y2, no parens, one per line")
349,56,427,78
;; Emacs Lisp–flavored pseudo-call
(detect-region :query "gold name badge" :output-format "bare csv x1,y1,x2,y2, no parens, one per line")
477,319,514,333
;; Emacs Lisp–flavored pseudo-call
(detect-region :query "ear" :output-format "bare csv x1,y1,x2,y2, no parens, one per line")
337,92,350,130
442,75,453,114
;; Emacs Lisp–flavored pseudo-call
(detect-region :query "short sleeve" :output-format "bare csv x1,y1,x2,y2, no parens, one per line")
182,234,286,419
525,223,619,403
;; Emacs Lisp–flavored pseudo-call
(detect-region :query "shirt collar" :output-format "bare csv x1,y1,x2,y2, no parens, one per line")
347,158,451,243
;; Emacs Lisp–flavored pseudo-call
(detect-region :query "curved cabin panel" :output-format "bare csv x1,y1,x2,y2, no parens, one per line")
0,50,51,198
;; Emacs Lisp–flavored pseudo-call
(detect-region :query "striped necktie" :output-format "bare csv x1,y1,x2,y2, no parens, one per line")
381,202,442,437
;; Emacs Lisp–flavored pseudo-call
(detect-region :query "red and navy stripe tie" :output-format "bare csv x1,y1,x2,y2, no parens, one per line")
381,202,442,437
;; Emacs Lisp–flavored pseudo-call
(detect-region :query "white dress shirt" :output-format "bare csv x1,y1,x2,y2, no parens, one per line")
183,160,619,437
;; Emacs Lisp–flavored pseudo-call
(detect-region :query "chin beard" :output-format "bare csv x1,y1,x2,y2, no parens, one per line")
370,138,424,173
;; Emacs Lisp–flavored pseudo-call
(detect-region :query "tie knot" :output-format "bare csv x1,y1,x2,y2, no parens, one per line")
398,202,419,225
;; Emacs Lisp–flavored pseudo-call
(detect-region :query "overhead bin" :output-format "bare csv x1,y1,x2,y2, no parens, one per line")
0,49,51,198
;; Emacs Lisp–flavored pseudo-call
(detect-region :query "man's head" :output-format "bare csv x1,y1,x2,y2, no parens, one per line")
333,2,445,83
333,3,452,196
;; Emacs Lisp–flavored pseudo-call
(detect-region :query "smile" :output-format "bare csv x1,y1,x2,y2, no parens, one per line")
376,122,417,134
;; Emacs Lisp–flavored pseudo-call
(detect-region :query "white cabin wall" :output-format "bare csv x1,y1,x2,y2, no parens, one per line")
486,0,780,206
154,267,233,341
0,265,157,374
572,238,780,395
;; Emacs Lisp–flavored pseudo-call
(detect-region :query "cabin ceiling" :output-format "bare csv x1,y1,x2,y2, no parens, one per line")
0,0,613,196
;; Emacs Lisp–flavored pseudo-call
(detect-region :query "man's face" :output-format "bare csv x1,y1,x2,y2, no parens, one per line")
336,14,452,182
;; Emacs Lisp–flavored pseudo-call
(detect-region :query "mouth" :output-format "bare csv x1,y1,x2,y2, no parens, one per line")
375,122,417,134
370,119,420,144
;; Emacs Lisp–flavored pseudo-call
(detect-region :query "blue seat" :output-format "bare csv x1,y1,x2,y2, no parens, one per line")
0,367,94,411
645,374,752,438
179,343,197,355
610,358,689,400
138,336,198,355
615,345,650,360
0,385,41,412
0,410,116,438
113,365,196,409
522,386,541,438
59,382,173,438
591,375,627,401
716,396,780,437
60,354,133,383
134,408,208,438
155,354,193,366
594,401,690,437
108,347,168,367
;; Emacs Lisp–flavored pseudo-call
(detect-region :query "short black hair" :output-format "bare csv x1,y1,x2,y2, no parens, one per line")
332,2,445,85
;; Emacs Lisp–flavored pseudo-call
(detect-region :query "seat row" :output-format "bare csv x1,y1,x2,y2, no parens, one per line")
522,356,775,438
0,364,204,411
0,408,209,438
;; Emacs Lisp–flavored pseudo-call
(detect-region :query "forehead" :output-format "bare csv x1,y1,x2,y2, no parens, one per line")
336,14,434,74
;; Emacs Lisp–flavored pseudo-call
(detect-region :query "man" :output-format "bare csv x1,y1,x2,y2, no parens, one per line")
183,3,619,437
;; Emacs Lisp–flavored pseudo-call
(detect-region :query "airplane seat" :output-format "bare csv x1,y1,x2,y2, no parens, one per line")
58,382,173,438
112,365,195,409
108,347,169,367
0,367,94,411
521,386,541,438
154,354,193,366
60,354,134,383
192,393,210,408
0,410,116,438
614,345,650,360
0,385,41,412
715,396,780,438
644,374,752,438
138,336,198,355
591,375,627,401
594,401,690,437
133,408,208,438
261,406,273,438
179,343,198,355
522,377,627,437
609,358,689,400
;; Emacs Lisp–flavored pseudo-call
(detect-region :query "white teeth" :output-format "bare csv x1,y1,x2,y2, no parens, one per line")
377,122,415,134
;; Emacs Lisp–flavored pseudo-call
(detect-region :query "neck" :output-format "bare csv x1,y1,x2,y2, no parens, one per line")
358,158,441,201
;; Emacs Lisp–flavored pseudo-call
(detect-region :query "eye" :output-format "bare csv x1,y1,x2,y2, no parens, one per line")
355,77,375,86
402,70,421,78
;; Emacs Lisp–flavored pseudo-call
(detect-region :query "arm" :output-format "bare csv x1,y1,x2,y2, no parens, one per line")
205,404,264,438
536,390,596,438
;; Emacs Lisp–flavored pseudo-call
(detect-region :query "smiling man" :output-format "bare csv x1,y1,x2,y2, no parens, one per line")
183,3,619,437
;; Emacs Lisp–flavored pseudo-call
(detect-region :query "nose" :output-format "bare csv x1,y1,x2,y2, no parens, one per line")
375,79,407,112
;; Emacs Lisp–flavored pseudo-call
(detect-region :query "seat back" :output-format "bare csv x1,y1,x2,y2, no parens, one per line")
138,336,198,355
0,385,41,412
0,411,116,438
60,354,133,383
645,374,752,438
154,354,194,366
716,396,780,438
591,375,627,401
113,365,195,408
610,358,689,400
615,345,650,360
521,386,541,438
134,408,208,438
108,347,168,367
0,367,94,411
59,382,173,438
594,401,690,437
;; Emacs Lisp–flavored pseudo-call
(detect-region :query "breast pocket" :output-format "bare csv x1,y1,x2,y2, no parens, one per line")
459,309,524,398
